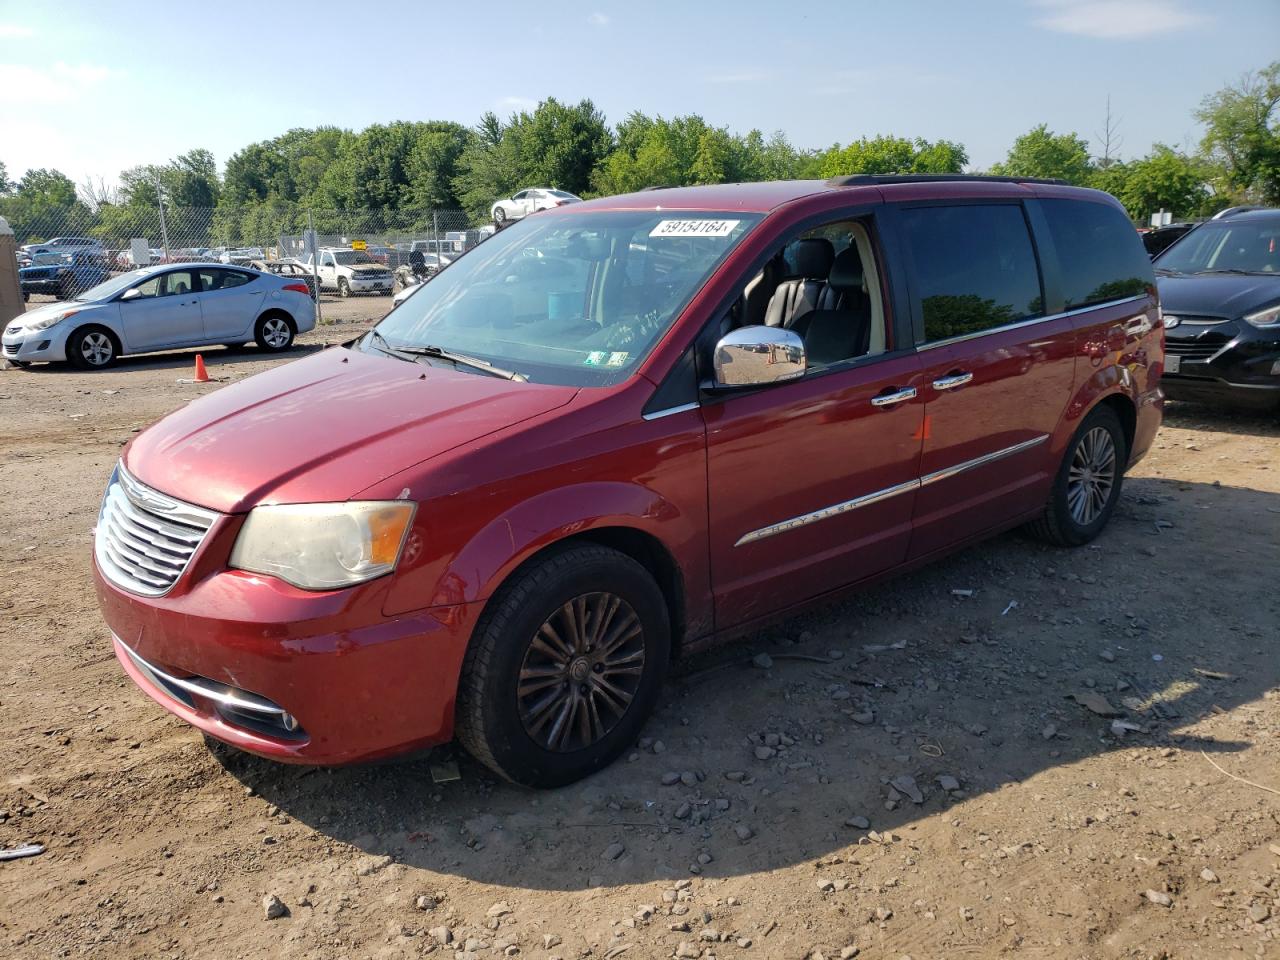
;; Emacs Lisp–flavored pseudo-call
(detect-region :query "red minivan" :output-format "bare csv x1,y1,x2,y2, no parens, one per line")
95,176,1163,786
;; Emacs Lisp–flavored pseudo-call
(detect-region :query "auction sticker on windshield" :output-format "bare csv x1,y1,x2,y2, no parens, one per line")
649,219,741,238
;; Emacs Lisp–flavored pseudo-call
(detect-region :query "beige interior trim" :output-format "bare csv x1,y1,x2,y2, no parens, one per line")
847,222,885,355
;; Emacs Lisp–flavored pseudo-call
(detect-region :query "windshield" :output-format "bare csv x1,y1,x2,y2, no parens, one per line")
73,268,151,302
365,210,760,386
333,251,377,265
1156,219,1280,275
31,253,69,266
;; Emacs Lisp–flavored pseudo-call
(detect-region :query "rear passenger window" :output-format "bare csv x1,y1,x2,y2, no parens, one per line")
1041,199,1152,309
901,205,1043,343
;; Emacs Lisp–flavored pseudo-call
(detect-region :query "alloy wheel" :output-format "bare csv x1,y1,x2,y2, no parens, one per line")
262,318,291,349
80,332,113,367
1067,426,1116,526
516,592,646,753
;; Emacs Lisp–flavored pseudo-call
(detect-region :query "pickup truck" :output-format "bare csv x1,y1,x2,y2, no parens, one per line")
300,247,394,297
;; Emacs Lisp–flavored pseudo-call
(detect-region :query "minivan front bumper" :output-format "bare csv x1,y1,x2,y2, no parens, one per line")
96,561,481,764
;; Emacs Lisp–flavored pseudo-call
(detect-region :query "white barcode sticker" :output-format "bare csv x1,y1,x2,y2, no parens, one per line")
649,219,741,238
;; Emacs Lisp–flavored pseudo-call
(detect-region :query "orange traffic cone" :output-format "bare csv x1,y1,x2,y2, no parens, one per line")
193,354,210,383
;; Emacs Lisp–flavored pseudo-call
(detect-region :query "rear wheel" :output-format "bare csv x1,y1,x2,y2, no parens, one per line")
1026,404,1126,546
68,327,117,369
455,544,670,788
254,314,294,352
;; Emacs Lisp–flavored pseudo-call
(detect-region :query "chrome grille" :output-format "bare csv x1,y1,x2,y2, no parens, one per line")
1165,340,1224,361
95,464,217,596
2,343,18,356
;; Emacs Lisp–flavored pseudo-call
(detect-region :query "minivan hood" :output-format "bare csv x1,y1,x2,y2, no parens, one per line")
124,348,578,513
1156,273,1280,319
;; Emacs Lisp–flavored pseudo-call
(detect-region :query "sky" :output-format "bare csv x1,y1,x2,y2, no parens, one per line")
1,0,1278,190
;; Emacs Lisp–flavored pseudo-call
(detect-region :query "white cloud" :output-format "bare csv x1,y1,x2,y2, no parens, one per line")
587,11,609,26
1033,0,1206,39
0,60,116,102
0,23,35,38
496,95,537,112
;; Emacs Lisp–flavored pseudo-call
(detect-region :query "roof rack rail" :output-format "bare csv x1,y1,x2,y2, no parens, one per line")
826,174,1068,187
638,184,676,191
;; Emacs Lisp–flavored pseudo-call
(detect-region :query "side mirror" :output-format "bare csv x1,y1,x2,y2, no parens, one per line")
120,287,142,302
712,325,806,388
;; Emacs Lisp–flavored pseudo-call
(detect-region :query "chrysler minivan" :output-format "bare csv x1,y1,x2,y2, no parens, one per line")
95,175,1163,787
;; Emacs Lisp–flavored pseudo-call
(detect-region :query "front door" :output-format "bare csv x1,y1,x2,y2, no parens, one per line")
893,202,1076,559
195,268,265,340
118,269,204,351
705,353,927,629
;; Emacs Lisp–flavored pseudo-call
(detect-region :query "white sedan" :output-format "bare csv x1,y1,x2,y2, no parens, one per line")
490,188,581,226
3,263,316,369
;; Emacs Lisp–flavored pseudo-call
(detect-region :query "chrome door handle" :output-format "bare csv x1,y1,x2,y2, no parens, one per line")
871,386,918,408
932,372,974,391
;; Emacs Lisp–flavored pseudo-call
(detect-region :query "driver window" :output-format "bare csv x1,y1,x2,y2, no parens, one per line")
731,217,889,369
161,270,195,297
130,275,161,299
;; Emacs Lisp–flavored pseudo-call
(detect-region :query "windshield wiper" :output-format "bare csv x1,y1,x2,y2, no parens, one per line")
366,331,525,381
1195,268,1252,275
400,344,527,382
1154,267,1183,277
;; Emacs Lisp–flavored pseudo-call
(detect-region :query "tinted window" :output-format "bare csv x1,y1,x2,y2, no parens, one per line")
1042,199,1152,309
901,204,1043,342
1154,218,1280,275
197,269,252,291
162,270,195,297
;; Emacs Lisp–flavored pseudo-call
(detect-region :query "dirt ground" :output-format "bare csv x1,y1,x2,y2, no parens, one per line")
1,292,1278,960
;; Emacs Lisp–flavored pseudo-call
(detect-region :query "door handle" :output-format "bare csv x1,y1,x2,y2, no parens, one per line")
932,371,974,391
870,386,918,408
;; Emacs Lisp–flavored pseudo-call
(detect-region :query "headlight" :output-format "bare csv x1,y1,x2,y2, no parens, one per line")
1243,304,1280,328
229,501,416,590
28,309,79,331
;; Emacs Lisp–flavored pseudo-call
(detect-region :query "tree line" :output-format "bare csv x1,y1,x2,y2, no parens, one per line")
1,61,1276,246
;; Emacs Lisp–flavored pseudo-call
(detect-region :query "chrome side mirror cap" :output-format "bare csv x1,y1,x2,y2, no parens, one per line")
712,325,806,388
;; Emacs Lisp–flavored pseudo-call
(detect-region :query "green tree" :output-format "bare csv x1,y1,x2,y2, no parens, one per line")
0,168,91,241
990,124,1092,184
0,161,10,194
816,135,968,178
1196,61,1280,204
1090,146,1211,220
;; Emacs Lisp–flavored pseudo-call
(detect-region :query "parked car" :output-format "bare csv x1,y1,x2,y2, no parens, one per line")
392,251,446,295
491,188,582,226
18,251,111,300
93,176,1160,786
219,247,266,266
1154,207,1280,409
3,263,315,369
21,236,106,258
1141,222,1197,259
300,247,394,296
250,259,320,299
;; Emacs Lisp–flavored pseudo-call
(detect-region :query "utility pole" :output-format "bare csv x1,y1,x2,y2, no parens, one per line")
307,209,322,325
1095,94,1123,169
154,173,171,261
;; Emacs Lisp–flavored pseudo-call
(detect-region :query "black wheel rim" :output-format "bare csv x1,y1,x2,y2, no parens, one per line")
517,592,645,753
1067,426,1117,526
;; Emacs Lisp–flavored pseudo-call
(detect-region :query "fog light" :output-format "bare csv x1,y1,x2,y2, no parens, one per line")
281,713,299,732
37,340,51,350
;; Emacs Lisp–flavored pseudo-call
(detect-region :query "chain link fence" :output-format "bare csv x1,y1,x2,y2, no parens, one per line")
7,202,479,282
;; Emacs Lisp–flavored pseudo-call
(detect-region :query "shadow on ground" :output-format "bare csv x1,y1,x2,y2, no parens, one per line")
212,474,1279,892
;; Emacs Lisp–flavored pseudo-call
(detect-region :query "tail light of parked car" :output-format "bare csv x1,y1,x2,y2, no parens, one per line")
283,283,312,296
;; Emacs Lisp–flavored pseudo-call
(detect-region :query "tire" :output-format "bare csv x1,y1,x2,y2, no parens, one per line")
493,207,507,228
338,277,351,298
254,314,295,352
67,326,117,370
455,544,671,788
1026,404,1127,547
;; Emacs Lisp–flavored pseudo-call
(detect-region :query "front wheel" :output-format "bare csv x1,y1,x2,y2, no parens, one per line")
337,277,351,298
254,314,295,352
455,544,670,788
493,207,507,228
1026,404,1127,547
68,327,117,369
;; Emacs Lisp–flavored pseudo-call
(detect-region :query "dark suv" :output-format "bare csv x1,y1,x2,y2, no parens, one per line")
1154,208,1280,410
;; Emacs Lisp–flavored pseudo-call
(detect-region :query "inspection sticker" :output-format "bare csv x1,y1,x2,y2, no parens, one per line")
650,219,740,238
583,351,608,366
606,351,629,367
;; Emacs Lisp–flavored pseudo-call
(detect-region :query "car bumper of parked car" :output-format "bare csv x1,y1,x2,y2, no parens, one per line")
1163,332,1280,410
20,279,65,295
95,562,481,765
2,329,68,363
348,278,393,293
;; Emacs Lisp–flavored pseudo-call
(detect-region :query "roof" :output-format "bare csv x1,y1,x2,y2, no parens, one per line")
1215,207,1280,222
572,175,1113,214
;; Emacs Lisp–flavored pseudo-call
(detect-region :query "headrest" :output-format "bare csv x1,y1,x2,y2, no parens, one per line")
828,246,865,290
790,238,834,279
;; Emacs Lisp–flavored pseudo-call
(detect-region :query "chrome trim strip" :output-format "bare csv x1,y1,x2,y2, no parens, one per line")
642,401,700,421
734,434,1050,547
919,434,1049,487
115,463,219,529
917,295,1149,352
114,635,288,718
734,477,920,547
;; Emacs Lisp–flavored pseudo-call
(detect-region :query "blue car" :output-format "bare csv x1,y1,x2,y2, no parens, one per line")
19,251,111,301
